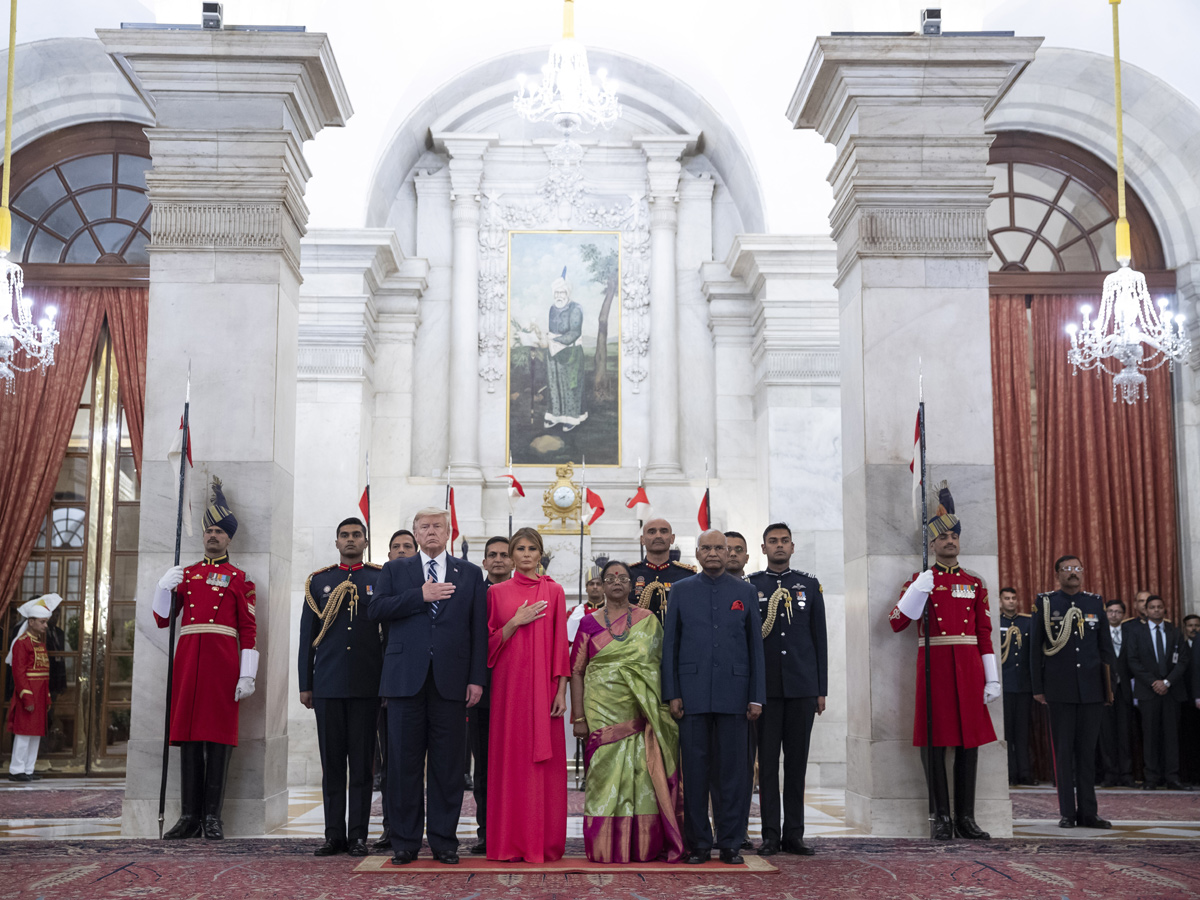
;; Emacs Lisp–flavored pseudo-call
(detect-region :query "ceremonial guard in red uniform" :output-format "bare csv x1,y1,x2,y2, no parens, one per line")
889,483,1000,840
629,518,696,625
5,594,62,781
154,479,258,840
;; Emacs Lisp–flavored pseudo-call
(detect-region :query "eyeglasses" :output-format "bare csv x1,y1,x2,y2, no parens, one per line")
603,576,631,584
1060,565,1084,573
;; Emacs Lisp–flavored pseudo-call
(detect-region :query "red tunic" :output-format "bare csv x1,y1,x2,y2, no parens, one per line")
889,563,997,749
6,632,50,736
154,557,256,746
485,572,571,862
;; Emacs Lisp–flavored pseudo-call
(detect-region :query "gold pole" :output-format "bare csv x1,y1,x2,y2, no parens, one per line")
563,0,575,39
1110,0,1130,264
0,0,17,253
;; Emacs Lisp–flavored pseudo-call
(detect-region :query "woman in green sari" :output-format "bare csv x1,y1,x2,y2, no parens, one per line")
569,560,685,863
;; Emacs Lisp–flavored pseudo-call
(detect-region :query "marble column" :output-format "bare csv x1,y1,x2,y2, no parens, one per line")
636,136,698,479
435,133,496,490
789,34,1041,835
96,28,352,835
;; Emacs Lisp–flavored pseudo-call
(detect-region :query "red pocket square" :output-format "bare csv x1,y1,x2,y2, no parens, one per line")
731,600,745,611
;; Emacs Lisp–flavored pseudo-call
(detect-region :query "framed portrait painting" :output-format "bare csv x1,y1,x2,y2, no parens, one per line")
507,230,620,467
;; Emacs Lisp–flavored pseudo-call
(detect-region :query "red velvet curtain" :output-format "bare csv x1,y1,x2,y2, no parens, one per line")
104,287,149,478
989,294,1039,610
0,287,107,619
1032,295,1180,620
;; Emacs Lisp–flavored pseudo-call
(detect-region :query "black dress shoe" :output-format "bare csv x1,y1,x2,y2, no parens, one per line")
1077,814,1111,829
202,815,225,840
757,839,780,857
163,815,203,839
955,817,990,840
432,850,460,865
314,839,347,857
1166,782,1193,792
1119,776,1136,787
470,840,487,855
782,838,815,856
933,815,955,840
1144,783,1158,791
719,849,744,865
684,851,710,864
740,837,754,851
1058,816,1077,829
347,839,369,857
390,850,415,865
371,832,393,850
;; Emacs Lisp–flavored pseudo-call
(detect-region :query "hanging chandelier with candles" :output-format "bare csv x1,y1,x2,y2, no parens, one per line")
513,0,620,150
1066,0,1189,403
0,0,59,394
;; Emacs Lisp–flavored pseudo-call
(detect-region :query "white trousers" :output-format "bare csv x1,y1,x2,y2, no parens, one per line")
9,734,40,775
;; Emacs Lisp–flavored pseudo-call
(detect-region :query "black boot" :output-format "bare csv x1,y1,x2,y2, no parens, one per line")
921,747,954,840
164,742,204,839
953,747,990,840
202,742,233,839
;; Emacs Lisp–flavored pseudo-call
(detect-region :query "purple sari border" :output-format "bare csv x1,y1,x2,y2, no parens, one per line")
583,716,647,769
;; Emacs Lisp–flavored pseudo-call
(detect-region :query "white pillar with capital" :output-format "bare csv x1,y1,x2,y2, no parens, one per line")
790,34,1041,835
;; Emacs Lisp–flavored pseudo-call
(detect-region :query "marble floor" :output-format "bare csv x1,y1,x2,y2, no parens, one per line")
1,780,1197,841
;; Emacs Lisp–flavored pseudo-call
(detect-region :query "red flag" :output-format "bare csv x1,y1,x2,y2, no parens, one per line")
448,487,460,544
168,416,194,537
697,488,711,530
585,488,605,526
625,485,650,509
502,473,525,498
358,486,370,524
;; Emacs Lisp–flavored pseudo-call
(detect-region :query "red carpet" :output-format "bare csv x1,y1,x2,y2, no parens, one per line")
2,838,1198,899
1011,788,1200,821
355,852,776,873
0,789,123,819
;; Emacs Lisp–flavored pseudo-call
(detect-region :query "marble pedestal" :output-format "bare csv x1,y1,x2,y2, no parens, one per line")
541,533,593,605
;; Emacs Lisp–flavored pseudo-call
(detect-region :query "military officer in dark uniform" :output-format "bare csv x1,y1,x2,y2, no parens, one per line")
1030,554,1115,829
750,523,827,857
998,587,1035,785
299,517,384,857
629,518,696,625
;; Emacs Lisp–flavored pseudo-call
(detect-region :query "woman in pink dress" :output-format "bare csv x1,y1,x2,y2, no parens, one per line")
486,527,570,862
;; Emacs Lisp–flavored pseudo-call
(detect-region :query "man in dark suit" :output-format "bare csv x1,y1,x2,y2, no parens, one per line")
1099,599,1136,787
368,507,487,865
749,523,826,857
998,587,1035,786
661,530,765,866
1030,554,1115,829
1127,595,1191,790
298,517,383,857
1182,615,1200,785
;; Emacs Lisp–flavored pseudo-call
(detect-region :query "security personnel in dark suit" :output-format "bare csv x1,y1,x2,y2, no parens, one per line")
1030,555,1115,829
1127,595,1191,790
998,587,1034,786
661,530,765,866
1099,599,1136,786
298,517,384,857
630,518,696,625
749,523,827,857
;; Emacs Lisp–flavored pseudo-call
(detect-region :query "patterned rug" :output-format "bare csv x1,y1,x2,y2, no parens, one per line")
0,789,123,819
372,791,761,818
1011,789,1200,821
2,838,1198,899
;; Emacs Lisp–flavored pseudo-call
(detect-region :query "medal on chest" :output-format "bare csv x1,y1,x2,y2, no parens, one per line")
951,583,975,599
206,572,231,588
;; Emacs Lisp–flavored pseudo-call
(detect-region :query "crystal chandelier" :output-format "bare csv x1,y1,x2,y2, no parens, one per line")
513,0,620,149
1066,0,1189,403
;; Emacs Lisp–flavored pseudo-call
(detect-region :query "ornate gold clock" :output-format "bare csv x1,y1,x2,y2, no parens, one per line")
539,462,588,534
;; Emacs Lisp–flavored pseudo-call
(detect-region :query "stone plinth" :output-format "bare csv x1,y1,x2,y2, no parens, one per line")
789,34,1041,836
97,27,352,836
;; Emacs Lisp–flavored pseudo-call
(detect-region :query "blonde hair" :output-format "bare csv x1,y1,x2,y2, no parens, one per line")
508,526,544,557
412,507,451,530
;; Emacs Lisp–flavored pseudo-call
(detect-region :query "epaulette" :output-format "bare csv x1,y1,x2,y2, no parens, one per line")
672,561,697,572
1120,616,1137,624
1018,612,1032,618
364,562,383,570
308,563,339,578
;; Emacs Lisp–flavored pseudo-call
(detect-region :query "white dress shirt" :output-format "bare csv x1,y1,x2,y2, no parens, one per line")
419,549,449,582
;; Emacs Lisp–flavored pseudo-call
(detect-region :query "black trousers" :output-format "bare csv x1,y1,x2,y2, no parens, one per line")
375,703,389,832
1180,700,1200,784
314,697,380,842
1003,691,1033,783
1047,701,1102,819
470,704,490,841
756,696,817,843
387,675,466,855
680,712,749,852
1139,693,1181,786
1099,693,1133,783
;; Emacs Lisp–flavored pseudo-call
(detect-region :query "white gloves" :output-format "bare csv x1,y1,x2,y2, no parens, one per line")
152,566,185,618
982,653,1001,704
235,677,255,702
158,565,184,591
897,569,935,619
240,648,260,679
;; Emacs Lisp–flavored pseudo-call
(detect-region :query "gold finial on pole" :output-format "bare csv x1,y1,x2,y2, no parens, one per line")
0,0,19,254
1109,0,1130,265
563,0,575,39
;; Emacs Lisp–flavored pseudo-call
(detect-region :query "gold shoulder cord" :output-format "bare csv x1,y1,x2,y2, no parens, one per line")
306,572,360,648
761,581,790,639
1001,623,1022,664
1041,601,1085,657
637,580,668,616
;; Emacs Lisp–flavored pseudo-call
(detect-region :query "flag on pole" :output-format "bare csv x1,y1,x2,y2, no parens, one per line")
358,486,370,523
626,457,649,518
448,487,460,544
585,488,605,526
909,408,923,525
697,488,711,531
167,416,194,536
502,471,525,507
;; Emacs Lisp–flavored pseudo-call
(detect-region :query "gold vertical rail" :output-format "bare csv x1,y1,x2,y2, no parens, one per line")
1110,0,1131,264
90,334,120,771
